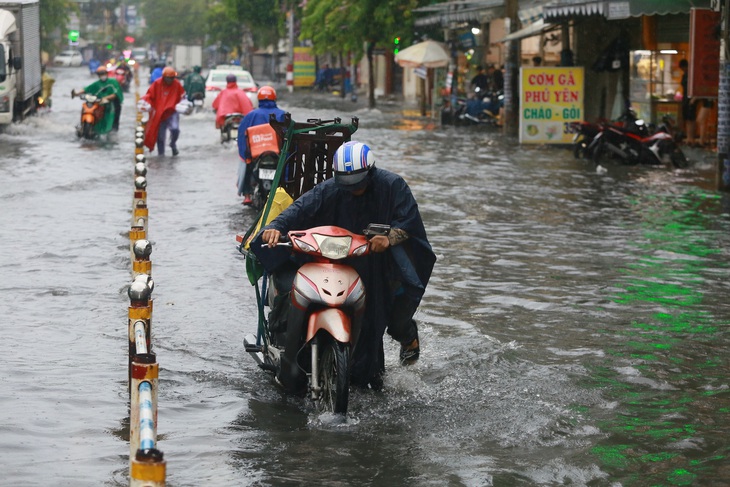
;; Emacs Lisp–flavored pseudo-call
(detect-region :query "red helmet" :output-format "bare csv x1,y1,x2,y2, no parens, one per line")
162,67,177,78
257,85,276,101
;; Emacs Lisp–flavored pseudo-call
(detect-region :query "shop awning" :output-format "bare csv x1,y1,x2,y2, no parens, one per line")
544,1,605,19
544,0,712,21
414,0,503,27
623,0,712,17
414,0,558,27
498,18,557,42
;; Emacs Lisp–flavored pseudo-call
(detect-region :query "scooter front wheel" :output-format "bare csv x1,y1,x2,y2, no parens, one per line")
81,122,94,139
318,339,350,415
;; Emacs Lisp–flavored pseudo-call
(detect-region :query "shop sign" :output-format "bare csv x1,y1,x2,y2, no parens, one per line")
689,8,721,98
607,1,630,19
293,47,315,87
519,67,585,144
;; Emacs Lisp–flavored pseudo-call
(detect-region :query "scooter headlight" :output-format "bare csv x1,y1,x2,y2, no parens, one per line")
313,234,352,260
352,244,368,256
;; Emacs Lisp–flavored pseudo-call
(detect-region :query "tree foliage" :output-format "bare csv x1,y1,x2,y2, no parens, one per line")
301,0,420,59
222,0,285,49
39,0,76,55
300,0,421,107
141,0,207,45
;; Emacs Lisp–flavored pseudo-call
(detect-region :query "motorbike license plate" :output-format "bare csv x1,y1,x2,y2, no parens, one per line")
230,128,238,140
259,168,276,180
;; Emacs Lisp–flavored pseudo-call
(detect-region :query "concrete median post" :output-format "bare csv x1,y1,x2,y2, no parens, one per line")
135,135,145,155
128,278,153,389
130,448,166,486
129,225,146,263
132,239,152,280
129,353,158,459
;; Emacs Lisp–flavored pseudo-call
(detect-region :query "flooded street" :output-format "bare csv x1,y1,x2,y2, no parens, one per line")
2,66,729,486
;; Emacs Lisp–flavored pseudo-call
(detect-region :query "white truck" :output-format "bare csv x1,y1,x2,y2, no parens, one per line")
172,44,202,74
0,0,41,125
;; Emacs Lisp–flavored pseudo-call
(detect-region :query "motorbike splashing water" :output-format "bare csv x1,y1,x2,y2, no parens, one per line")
238,224,389,415
236,115,362,416
71,89,111,140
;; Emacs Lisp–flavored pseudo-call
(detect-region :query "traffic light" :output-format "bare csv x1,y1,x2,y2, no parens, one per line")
393,36,400,55
68,30,79,45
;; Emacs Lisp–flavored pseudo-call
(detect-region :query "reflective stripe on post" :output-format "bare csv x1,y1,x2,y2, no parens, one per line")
133,205,148,234
130,353,158,459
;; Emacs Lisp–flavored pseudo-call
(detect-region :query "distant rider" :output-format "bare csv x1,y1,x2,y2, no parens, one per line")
211,73,253,129
183,65,206,104
236,85,286,205
141,67,186,156
253,141,436,392
74,65,124,132
149,62,165,84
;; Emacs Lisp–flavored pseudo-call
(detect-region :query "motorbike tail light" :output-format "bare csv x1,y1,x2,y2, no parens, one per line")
0,96,9,112
206,86,221,92
243,87,257,92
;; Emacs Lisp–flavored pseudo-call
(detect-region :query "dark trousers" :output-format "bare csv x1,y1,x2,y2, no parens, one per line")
112,99,121,131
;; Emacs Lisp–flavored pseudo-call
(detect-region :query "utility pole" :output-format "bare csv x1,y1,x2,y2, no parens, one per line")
503,0,520,137
717,0,730,190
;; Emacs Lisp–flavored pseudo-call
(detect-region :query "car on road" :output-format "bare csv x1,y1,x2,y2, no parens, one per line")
205,68,259,108
53,50,83,67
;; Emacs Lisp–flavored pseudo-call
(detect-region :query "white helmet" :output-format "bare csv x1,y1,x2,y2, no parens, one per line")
333,141,374,189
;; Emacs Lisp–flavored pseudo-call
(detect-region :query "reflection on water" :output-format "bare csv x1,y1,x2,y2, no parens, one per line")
1,67,729,485
588,188,730,486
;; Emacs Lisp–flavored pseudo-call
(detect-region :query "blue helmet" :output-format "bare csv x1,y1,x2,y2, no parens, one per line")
333,141,374,189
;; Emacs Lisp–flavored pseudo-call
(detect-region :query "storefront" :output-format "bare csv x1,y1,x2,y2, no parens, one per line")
629,49,685,125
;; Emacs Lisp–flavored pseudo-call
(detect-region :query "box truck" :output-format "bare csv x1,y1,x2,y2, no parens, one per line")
0,0,41,125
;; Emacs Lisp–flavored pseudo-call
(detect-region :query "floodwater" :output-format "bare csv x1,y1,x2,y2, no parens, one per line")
1,66,729,486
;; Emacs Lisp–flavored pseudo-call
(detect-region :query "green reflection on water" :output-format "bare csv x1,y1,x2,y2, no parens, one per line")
587,188,730,485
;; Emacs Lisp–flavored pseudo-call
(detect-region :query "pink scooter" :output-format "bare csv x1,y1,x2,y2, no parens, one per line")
238,223,390,415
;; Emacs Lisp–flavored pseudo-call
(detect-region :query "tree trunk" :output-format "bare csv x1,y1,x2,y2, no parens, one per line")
367,41,376,109
340,52,346,98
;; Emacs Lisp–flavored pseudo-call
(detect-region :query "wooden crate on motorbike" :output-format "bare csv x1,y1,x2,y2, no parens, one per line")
238,114,359,259
269,113,359,200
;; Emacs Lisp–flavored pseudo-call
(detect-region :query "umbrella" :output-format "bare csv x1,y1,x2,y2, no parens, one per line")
394,40,450,69
395,40,450,119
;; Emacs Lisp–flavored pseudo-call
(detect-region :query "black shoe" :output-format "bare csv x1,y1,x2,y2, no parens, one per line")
399,337,420,365
171,147,179,156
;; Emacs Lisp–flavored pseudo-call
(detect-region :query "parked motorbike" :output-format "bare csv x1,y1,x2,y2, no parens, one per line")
588,114,689,168
238,223,391,415
220,112,244,143
71,89,111,140
245,123,281,210
449,88,503,126
568,120,604,160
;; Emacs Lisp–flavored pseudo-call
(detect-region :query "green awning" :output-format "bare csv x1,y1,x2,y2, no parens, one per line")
619,0,712,18
545,0,713,20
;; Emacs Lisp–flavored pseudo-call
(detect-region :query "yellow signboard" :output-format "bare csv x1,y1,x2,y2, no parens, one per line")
519,67,584,144
294,47,315,87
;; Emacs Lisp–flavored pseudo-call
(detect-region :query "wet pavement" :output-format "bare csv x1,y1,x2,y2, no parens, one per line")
1,66,729,486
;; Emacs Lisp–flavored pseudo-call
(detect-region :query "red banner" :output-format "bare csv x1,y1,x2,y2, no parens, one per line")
689,8,721,98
